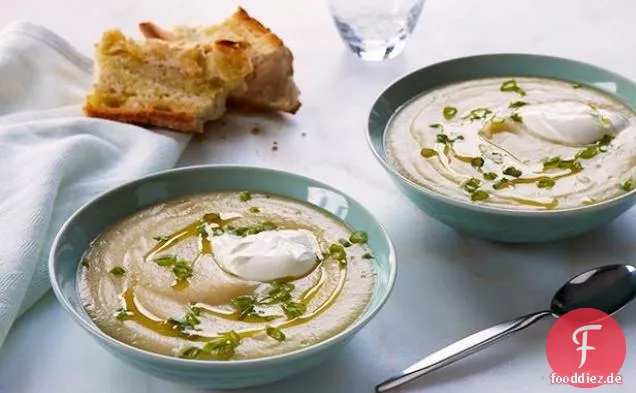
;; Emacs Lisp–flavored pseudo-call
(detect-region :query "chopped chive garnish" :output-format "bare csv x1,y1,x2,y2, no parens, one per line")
282,301,306,318
483,172,498,181
153,236,170,242
248,207,260,213
329,243,347,262
338,238,352,247
350,231,368,244
508,101,528,109
180,347,203,359
81,258,89,268
436,134,450,144
109,266,126,276
597,134,614,146
115,308,133,321
197,225,208,238
172,261,193,280
622,179,633,192
543,156,561,170
420,148,437,158
471,190,489,201
239,191,252,202
510,113,523,123
362,253,374,259
503,167,522,177
572,83,583,89
577,146,599,159
500,79,526,96
154,255,177,267
266,326,286,342
493,178,511,190
471,157,485,168
443,106,458,120
429,123,442,129
537,178,556,189
201,331,241,360
463,178,481,193
467,108,493,120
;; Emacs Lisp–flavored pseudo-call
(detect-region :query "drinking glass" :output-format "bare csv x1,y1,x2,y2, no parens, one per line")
328,0,426,61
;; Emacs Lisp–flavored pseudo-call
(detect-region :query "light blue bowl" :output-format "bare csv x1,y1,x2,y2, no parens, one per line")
48,165,396,389
368,54,636,243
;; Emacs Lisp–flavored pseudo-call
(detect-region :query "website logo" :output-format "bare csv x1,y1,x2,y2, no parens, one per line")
546,308,625,387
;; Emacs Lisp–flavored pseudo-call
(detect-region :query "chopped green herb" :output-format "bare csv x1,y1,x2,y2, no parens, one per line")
436,134,450,144
420,148,437,158
81,258,89,268
537,178,556,189
463,178,481,193
429,123,442,129
577,146,599,159
154,255,177,267
153,236,170,242
197,225,208,238
508,101,528,109
184,307,202,326
231,295,259,320
443,106,458,120
483,172,498,181
572,83,583,89
329,243,347,262
264,281,295,304
468,108,493,120
115,308,133,321
455,135,465,140
362,253,374,259
232,221,278,237
338,238,352,247
172,260,193,281
471,190,489,201
622,179,633,192
510,113,523,123
597,134,614,146
471,157,485,168
202,331,241,360
493,178,511,190
282,301,306,318
180,347,203,359
350,231,368,244
503,167,522,177
212,227,224,236
543,156,562,170
109,266,126,277
239,191,252,202
266,325,286,342
248,207,260,213
500,79,526,96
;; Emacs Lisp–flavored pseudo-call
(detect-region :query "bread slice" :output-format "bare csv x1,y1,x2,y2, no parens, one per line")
84,29,252,133
139,7,301,114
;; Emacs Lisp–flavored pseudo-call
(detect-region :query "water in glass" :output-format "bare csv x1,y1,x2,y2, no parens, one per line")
329,0,425,61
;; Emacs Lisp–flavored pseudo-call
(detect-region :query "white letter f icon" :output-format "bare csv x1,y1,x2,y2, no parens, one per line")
572,324,602,368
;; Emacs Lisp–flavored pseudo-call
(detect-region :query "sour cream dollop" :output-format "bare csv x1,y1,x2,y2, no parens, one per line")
212,229,322,282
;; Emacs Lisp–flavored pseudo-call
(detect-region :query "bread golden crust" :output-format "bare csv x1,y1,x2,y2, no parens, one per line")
138,7,301,114
84,29,252,133
84,104,203,133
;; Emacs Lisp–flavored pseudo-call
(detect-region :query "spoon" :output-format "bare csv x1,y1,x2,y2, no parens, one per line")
376,264,636,392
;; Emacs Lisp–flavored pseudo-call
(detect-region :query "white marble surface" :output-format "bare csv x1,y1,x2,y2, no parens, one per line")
1,0,636,392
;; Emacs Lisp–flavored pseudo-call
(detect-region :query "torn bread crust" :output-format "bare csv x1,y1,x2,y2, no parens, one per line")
84,105,206,133
84,29,251,133
138,7,301,114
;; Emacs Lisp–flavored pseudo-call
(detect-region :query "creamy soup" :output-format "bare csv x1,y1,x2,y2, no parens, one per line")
79,192,376,360
386,77,636,210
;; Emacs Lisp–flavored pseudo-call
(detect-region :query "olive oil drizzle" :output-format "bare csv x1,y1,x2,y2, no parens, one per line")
191,266,327,323
118,266,347,342
120,212,351,349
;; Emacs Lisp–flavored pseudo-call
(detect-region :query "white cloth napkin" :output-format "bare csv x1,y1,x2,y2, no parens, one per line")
0,21,192,348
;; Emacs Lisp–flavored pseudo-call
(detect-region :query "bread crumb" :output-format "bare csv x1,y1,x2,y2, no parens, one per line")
251,125,261,134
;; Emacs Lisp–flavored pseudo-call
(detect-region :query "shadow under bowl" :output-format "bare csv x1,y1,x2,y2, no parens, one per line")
48,165,396,389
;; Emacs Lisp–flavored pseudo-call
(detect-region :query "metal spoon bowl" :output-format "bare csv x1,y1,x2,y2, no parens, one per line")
376,264,636,392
